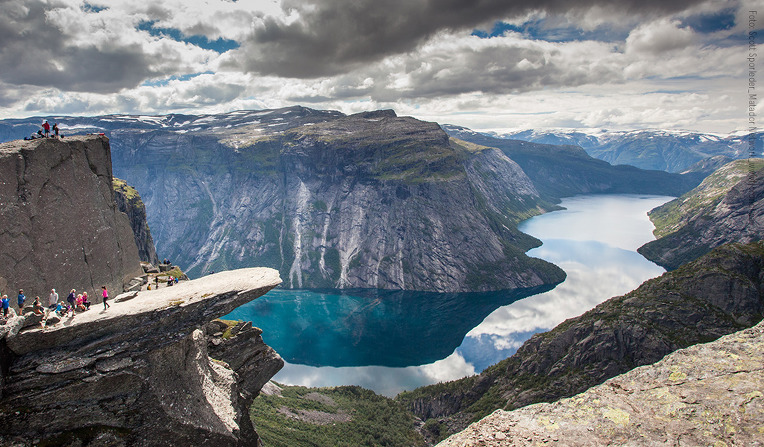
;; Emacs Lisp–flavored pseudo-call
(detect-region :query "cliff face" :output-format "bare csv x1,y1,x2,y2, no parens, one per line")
398,241,764,437
108,108,564,292
437,318,764,447
638,159,764,270
113,177,160,265
0,136,143,301
0,268,283,446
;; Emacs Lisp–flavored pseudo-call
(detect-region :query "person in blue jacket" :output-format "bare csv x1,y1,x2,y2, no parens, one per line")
1,295,10,317
17,289,26,311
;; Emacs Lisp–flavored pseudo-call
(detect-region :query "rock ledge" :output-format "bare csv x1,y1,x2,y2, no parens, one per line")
0,267,283,446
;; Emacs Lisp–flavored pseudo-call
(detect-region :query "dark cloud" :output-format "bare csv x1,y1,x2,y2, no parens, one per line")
0,0,161,93
314,40,625,103
228,0,708,78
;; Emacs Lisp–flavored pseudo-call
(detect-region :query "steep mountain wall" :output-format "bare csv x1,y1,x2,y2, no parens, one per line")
398,241,764,438
109,109,565,292
639,159,764,270
0,136,143,301
113,177,160,265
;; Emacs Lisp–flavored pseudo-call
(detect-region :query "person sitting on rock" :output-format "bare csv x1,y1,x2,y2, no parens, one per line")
55,302,65,317
81,291,91,310
32,297,44,316
76,294,86,312
1,295,9,318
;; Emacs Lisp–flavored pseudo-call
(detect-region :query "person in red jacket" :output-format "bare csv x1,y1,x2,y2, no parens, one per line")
42,120,50,137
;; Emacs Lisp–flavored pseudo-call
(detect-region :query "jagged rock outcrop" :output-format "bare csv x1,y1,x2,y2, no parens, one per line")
437,319,764,446
107,107,564,292
0,136,143,302
0,268,283,446
639,159,764,270
398,241,764,438
113,177,160,266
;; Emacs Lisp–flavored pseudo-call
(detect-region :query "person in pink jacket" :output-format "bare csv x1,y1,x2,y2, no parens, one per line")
101,286,110,310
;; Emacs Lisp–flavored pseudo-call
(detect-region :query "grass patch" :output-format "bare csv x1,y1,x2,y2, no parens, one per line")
252,385,426,447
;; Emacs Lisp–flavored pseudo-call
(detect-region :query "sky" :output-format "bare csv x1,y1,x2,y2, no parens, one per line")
0,0,762,134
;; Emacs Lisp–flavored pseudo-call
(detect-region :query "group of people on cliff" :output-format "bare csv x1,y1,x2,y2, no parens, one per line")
23,120,61,140
1,285,110,320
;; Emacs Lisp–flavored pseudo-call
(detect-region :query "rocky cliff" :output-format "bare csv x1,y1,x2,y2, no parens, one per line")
0,136,143,302
113,177,160,266
437,318,764,447
638,159,764,270
0,268,283,446
105,108,564,292
398,241,764,438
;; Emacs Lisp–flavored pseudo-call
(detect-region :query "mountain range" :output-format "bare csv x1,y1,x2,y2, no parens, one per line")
0,108,704,293
472,127,760,173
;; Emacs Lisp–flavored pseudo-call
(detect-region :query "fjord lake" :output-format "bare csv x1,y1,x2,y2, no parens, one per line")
225,194,673,396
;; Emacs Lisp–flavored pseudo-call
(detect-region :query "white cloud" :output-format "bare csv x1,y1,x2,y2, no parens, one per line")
0,0,749,134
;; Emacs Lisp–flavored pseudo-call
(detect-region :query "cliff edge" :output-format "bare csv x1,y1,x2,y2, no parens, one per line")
0,267,283,446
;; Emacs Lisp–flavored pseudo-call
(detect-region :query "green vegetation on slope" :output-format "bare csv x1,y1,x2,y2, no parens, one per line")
251,384,425,447
649,159,764,238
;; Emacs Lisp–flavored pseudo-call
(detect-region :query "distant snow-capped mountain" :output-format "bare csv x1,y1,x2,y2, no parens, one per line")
441,125,762,173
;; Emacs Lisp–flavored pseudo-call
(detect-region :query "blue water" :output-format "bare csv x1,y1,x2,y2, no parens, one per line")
225,194,673,396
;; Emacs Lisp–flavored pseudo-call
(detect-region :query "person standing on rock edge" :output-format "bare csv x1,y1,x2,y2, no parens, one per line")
1,295,9,317
42,120,50,137
17,289,26,311
49,288,59,309
102,286,110,310
53,123,59,138
67,289,76,315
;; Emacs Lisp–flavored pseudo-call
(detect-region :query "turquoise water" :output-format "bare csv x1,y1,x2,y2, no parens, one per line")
226,285,554,368
225,194,673,396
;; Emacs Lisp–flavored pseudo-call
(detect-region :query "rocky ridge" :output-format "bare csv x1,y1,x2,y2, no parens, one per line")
0,268,283,446
485,126,759,173
437,318,764,447
638,159,764,270
0,136,143,302
441,125,702,199
397,241,764,439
